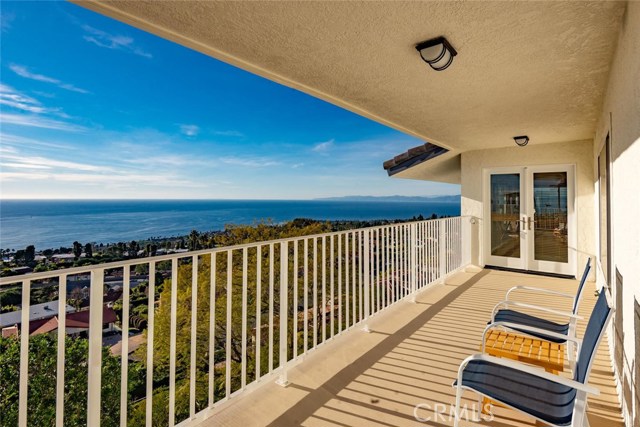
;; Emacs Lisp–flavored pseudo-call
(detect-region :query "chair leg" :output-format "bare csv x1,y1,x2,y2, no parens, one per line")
475,395,483,422
454,383,463,427
572,391,589,427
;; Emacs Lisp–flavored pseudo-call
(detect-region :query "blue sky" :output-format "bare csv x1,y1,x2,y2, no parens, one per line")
0,1,459,200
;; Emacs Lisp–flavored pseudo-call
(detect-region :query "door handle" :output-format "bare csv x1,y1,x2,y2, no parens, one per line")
528,217,536,230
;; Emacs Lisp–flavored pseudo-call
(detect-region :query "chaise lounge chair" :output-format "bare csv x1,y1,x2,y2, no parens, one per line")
453,288,613,427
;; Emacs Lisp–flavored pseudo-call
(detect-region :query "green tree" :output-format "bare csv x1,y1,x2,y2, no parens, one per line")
24,245,36,264
0,287,22,307
129,241,139,258
13,249,25,263
188,230,200,251
84,243,93,258
0,334,132,427
69,287,84,310
34,263,50,273
128,220,335,423
1,304,18,314
72,241,82,260
135,263,149,275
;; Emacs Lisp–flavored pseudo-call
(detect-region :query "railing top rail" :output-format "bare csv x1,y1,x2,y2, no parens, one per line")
0,216,467,286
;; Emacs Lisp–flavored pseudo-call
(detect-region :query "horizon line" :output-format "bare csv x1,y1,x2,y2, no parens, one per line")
0,195,461,202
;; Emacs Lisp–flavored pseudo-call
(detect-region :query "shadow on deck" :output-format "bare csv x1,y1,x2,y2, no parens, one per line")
202,268,622,427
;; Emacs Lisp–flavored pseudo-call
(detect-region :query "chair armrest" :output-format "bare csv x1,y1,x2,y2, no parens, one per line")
491,300,583,322
455,353,600,395
506,285,575,301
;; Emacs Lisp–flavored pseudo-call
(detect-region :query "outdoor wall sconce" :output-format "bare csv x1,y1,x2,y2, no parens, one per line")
514,135,530,147
415,36,457,71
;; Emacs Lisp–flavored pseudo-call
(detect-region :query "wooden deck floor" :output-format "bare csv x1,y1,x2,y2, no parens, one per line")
200,268,623,427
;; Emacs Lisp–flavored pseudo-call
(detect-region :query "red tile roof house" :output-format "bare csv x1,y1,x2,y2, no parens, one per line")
29,306,117,336
0,302,117,338
0,300,75,337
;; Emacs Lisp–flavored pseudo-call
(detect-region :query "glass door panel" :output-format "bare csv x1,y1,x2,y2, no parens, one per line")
533,172,568,263
485,166,574,275
490,174,521,258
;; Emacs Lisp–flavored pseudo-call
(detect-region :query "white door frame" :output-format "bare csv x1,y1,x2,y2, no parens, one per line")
482,164,577,276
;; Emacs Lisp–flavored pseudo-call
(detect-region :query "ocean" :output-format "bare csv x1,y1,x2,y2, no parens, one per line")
0,199,460,250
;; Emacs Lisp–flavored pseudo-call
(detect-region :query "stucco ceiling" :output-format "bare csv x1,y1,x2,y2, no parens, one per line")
77,1,625,154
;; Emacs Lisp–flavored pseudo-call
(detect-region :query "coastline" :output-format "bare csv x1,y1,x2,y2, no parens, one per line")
1,215,448,277
0,199,461,250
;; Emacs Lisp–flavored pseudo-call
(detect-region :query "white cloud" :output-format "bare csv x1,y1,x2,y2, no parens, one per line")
221,156,281,168
1,162,52,170
82,25,152,59
0,171,203,188
124,154,214,168
32,91,56,99
0,145,17,154
312,139,335,153
0,84,74,120
1,153,113,172
0,83,38,103
0,84,53,115
0,149,203,189
9,64,89,94
10,65,58,84
1,12,15,32
0,98,47,114
0,133,76,150
0,113,86,132
214,130,244,137
0,171,51,181
179,124,199,137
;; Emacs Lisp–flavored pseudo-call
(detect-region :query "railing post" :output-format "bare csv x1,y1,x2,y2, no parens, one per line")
276,241,290,387
87,268,104,427
56,274,68,427
170,259,179,425
18,279,31,427
121,266,131,427
146,262,156,426
189,256,199,418
439,219,447,282
363,230,371,333
410,222,417,302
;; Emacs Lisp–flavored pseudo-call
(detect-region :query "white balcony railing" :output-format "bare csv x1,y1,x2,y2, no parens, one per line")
0,217,468,427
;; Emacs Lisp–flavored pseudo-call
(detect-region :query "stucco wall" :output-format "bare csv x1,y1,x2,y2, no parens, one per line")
460,140,595,278
593,2,640,424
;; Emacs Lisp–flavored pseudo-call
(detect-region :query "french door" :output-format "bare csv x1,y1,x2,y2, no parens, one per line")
484,165,576,276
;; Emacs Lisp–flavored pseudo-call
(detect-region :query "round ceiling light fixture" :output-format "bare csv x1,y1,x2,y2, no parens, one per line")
415,36,457,71
514,135,530,147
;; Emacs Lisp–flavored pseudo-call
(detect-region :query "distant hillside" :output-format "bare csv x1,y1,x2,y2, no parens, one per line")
315,195,460,203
